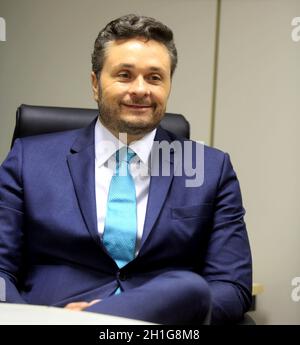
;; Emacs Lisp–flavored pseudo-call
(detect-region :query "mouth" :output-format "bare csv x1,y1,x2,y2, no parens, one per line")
122,103,153,110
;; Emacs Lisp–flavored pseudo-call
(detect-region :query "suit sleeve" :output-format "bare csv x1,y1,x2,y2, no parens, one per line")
202,152,252,324
0,139,27,303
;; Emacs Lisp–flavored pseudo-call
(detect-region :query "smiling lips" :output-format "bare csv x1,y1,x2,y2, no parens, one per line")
123,104,152,110
122,103,152,109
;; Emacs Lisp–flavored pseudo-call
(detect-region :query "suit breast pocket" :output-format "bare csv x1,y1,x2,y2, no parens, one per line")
171,204,213,220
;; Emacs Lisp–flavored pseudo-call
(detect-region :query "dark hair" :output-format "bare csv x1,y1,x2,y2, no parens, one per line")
92,14,177,78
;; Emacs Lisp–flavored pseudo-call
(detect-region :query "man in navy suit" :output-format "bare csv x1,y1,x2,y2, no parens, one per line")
0,14,252,324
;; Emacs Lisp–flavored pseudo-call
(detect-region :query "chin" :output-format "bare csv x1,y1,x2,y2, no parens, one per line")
119,119,158,135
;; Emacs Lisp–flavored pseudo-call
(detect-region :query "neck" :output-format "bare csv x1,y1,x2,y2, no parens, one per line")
98,116,144,144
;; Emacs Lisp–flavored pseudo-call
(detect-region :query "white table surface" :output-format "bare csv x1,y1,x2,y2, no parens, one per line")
0,303,153,325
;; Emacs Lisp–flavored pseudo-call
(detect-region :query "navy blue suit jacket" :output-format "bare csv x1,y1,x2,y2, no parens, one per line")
0,118,252,323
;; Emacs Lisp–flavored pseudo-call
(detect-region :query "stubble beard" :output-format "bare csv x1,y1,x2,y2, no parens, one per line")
97,96,165,137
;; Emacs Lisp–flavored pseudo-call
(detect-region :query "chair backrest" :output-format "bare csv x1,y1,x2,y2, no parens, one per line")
11,104,190,147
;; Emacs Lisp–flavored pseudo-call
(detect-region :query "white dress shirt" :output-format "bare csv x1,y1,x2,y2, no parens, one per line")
94,118,156,255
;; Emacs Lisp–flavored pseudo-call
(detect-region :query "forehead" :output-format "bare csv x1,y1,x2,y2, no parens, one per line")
104,38,171,73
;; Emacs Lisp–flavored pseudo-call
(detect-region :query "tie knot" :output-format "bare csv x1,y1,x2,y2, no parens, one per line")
117,147,136,164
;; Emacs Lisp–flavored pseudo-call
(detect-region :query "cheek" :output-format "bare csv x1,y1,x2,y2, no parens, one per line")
101,83,128,101
152,83,170,102
154,90,170,106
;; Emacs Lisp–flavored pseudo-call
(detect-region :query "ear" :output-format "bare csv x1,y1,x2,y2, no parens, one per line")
91,72,99,102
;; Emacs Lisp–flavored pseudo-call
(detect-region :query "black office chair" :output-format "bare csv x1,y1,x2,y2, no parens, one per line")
11,104,190,147
11,104,254,325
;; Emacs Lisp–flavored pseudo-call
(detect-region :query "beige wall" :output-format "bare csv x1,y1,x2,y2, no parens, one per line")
214,0,300,324
0,0,300,324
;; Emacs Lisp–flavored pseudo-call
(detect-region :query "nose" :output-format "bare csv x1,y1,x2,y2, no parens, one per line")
128,75,150,98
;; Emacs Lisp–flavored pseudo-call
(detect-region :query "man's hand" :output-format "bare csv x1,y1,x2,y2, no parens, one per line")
64,299,101,311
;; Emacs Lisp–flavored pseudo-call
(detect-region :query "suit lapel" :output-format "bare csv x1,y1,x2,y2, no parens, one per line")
140,127,176,249
67,118,101,246
66,122,179,254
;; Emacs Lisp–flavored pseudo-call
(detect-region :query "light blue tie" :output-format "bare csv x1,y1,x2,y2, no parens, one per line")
103,147,137,287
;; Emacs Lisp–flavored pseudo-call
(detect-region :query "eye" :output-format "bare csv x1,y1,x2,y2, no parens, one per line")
117,71,131,80
148,74,162,83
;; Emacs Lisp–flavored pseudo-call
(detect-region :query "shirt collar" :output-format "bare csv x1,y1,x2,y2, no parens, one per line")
94,117,156,167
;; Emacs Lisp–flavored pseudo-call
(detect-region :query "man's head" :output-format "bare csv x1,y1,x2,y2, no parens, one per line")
91,14,177,142
92,14,177,79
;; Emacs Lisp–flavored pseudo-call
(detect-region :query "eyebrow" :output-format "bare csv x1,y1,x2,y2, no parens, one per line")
113,63,165,73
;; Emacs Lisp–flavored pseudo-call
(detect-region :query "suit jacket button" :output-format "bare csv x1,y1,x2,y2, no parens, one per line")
118,271,127,281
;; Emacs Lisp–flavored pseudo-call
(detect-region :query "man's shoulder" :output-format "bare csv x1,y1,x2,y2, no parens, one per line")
21,127,81,143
